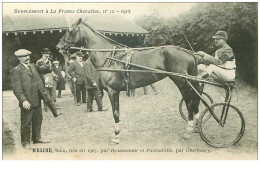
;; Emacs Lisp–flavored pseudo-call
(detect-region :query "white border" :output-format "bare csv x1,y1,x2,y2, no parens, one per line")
0,0,259,178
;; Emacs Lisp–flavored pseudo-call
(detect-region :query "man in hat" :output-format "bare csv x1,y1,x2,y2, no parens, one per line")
10,49,60,149
36,48,58,111
67,54,76,97
53,60,66,98
83,56,107,112
68,51,87,106
197,31,236,81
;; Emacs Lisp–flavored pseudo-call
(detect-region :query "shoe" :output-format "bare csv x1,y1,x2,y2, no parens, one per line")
22,144,32,150
33,139,51,144
154,92,159,95
82,101,87,103
77,102,81,106
197,72,209,79
58,96,62,98
98,108,108,112
87,109,93,112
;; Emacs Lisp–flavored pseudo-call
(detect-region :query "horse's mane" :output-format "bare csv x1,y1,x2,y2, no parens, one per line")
80,21,127,49
79,21,199,64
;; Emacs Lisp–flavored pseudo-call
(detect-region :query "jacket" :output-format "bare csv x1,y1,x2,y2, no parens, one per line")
204,43,236,69
36,57,55,87
10,63,58,117
68,60,86,84
83,59,99,89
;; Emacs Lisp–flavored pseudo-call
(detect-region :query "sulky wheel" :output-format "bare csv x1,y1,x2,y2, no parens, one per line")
179,92,213,122
198,102,245,148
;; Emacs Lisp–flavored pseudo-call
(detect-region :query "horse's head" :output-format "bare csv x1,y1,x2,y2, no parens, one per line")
56,18,83,54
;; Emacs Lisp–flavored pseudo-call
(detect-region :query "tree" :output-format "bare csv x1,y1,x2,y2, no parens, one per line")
135,2,258,85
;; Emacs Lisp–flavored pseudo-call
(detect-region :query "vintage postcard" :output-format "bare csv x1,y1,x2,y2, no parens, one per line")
2,2,258,160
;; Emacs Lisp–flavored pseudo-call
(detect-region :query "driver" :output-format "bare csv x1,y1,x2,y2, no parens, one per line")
196,31,236,81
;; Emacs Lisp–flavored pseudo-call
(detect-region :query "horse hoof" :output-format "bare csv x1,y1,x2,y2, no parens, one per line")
109,133,115,139
193,127,199,133
183,133,192,139
110,138,120,145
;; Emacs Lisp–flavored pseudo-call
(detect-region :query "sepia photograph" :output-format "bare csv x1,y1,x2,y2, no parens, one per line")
1,2,258,160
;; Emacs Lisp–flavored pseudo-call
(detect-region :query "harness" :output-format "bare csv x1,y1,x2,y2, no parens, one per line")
124,49,135,96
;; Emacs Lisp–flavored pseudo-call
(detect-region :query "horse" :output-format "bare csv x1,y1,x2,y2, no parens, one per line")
56,18,201,144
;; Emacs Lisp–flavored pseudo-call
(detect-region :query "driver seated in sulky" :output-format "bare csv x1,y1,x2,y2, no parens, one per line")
196,31,236,82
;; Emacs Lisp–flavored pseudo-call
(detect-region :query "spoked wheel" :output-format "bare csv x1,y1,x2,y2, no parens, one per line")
198,102,245,148
179,92,213,122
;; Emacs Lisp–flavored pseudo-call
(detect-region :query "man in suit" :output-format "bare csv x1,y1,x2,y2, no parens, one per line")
68,51,86,106
36,48,58,111
53,60,66,98
10,49,61,149
67,54,76,97
83,57,107,112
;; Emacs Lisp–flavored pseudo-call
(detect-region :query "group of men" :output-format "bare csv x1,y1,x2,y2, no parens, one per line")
10,48,106,149
10,30,236,149
67,51,107,112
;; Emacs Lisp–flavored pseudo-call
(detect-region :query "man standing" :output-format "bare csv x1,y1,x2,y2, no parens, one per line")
36,48,58,111
53,60,66,98
10,49,60,149
197,31,236,81
67,54,76,97
83,56,107,112
68,51,86,106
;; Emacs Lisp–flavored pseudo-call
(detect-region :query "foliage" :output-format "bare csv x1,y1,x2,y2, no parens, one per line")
135,2,258,85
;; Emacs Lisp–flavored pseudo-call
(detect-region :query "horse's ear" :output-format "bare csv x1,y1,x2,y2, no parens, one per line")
78,18,82,25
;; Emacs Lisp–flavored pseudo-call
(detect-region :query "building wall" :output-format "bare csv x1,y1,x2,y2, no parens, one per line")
2,31,146,90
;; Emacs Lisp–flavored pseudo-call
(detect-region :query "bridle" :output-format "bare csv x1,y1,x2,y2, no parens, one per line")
60,22,128,69
59,25,82,50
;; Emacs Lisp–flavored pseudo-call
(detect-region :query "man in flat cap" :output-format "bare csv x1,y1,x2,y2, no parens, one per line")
68,51,87,106
36,48,58,111
197,31,236,81
10,49,60,149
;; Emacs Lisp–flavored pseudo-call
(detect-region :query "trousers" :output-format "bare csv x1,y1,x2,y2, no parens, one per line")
68,79,75,95
20,105,42,146
198,64,235,81
76,82,86,103
44,87,56,110
87,88,103,110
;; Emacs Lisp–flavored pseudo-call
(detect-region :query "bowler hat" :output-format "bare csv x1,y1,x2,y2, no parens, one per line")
76,51,84,57
41,48,51,54
212,31,228,40
14,49,31,57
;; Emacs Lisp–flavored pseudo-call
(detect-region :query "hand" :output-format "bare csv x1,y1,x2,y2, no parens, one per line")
22,101,31,110
72,78,77,83
53,75,58,81
93,82,98,87
53,73,58,78
197,51,207,57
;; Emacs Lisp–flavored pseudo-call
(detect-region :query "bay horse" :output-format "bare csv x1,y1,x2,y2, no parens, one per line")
56,18,201,144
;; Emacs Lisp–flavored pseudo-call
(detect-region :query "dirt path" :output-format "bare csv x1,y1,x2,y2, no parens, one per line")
2,78,257,160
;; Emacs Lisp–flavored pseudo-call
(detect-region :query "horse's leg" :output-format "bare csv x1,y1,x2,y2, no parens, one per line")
107,88,121,144
170,78,199,139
